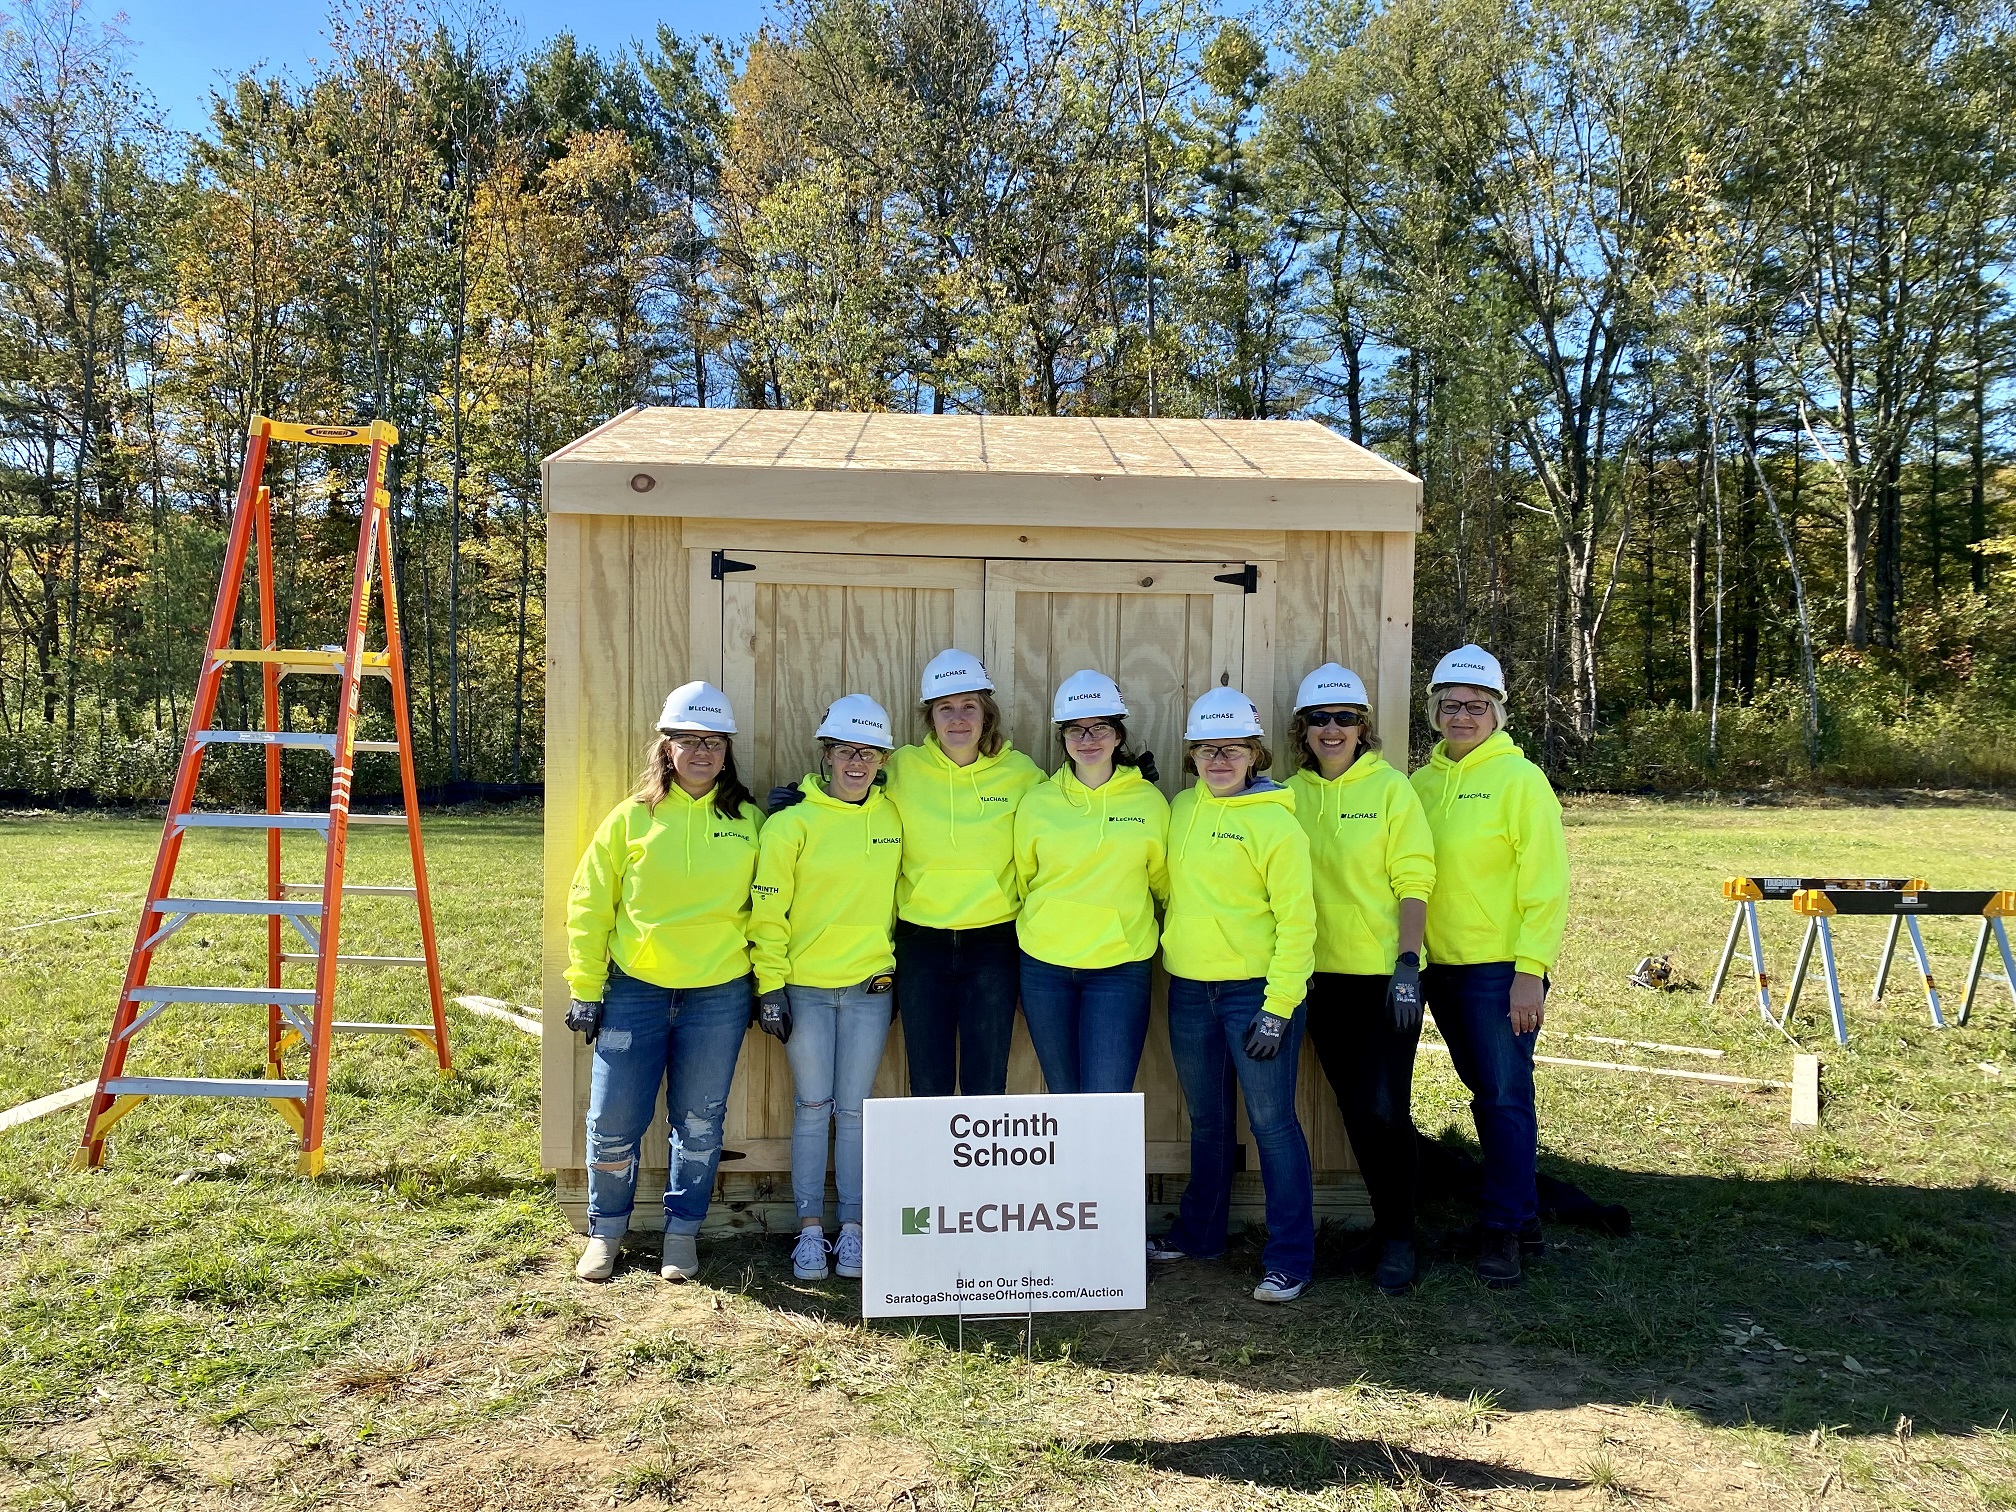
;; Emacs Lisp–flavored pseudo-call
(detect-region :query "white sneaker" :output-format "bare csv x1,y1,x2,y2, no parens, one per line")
575,1234,620,1282
792,1226,831,1280
1146,1235,1189,1264
660,1231,699,1282
1252,1271,1309,1303
833,1223,863,1278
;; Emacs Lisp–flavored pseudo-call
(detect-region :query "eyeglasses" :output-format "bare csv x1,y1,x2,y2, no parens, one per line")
1437,699,1493,719
1062,722,1118,742
668,735,727,754
826,744,887,764
1193,744,1254,763
1303,710,1364,729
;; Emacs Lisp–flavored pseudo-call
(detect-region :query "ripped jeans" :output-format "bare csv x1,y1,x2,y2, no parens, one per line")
584,963,752,1239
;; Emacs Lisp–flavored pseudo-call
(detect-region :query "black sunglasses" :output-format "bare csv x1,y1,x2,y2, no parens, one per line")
1303,710,1364,728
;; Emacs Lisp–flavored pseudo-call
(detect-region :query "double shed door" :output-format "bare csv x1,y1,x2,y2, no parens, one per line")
693,548,1344,1174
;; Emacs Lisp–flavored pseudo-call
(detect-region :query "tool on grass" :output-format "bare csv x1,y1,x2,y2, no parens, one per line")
1709,876,1915,1024
72,417,448,1177
1628,954,1680,990
1783,887,2016,1046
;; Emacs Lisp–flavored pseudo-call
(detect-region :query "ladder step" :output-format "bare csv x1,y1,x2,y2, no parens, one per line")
105,1075,309,1099
130,985,317,1006
155,897,324,916
347,814,410,826
193,730,338,751
280,953,426,968
331,1021,437,1035
176,812,330,831
279,883,417,898
355,741,400,753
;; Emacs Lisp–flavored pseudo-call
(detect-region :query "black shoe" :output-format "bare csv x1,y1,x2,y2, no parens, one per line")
1374,1239,1418,1296
1335,1231,1382,1273
1519,1219,1546,1258
1476,1229,1522,1288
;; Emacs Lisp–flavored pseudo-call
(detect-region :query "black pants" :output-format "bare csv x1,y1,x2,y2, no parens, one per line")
1305,971,1420,1241
894,920,1020,1096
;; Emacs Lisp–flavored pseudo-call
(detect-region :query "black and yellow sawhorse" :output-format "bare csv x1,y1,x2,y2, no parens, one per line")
1782,888,2016,1045
1710,877,1916,1027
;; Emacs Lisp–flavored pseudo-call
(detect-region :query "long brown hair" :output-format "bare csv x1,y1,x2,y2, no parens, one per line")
920,691,1007,758
634,735,756,817
1287,707,1380,772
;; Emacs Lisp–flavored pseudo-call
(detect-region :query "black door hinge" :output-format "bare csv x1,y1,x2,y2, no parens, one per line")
1214,564,1259,594
711,551,756,580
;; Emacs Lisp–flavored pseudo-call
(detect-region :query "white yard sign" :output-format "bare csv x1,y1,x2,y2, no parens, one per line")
860,1093,1147,1318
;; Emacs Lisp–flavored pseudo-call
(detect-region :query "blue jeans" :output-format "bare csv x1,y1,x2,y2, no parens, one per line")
1019,953,1152,1094
1164,976,1316,1282
895,920,1019,1096
1425,961,1539,1233
584,964,751,1239
784,978,893,1225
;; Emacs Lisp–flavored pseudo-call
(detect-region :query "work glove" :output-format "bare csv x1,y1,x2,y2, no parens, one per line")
1387,952,1423,1034
756,989,792,1044
563,998,604,1046
1137,750,1160,784
1243,1009,1290,1060
767,784,806,814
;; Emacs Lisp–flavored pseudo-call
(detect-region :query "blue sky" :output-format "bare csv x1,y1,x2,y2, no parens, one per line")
114,0,760,132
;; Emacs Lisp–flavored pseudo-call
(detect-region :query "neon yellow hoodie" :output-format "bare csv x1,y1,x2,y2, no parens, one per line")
748,775,904,992
1408,729,1568,976
1289,754,1437,976
565,785,764,1000
1162,780,1317,1018
1013,764,1170,969
884,738,1042,929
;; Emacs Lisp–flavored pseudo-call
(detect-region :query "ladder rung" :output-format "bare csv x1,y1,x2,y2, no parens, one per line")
347,814,410,826
105,1075,309,1098
252,416,399,447
193,730,338,751
279,883,417,898
331,1021,436,1035
176,812,330,831
354,741,400,753
210,649,391,678
129,985,317,1006
280,953,426,968
154,897,324,916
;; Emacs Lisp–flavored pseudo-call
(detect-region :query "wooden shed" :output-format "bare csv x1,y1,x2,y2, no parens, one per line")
540,408,1422,1233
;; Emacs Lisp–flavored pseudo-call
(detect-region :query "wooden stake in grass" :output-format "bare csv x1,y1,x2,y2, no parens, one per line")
453,995,542,1036
1791,1053,1822,1128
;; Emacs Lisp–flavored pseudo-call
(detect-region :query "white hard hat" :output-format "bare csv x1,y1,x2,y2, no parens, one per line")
657,680,736,735
920,648,993,700
1185,686,1265,741
816,693,895,750
1052,669,1128,722
1294,662,1369,712
1428,643,1507,700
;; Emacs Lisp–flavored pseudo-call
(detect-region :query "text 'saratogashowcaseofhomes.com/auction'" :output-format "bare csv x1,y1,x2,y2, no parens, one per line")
861,1094,1146,1318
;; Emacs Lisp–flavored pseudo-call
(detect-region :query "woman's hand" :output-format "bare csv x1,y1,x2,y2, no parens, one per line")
1508,972,1546,1035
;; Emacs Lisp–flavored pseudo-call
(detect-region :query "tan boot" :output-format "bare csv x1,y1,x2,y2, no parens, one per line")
574,1234,620,1282
660,1230,699,1282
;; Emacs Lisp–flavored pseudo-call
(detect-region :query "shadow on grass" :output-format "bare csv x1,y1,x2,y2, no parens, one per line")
1081,1432,1584,1494
705,1151,2016,1439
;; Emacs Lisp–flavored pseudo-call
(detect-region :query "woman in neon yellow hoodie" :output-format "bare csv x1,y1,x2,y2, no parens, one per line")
564,681,764,1286
1013,670,1169,1094
748,694,904,1287
885,649,1041,1096
1409,645,1569,1290
1286,662,1436,1296
1150,687,1318,1304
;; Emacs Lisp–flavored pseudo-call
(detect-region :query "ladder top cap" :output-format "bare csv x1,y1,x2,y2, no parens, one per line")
249,416,400,447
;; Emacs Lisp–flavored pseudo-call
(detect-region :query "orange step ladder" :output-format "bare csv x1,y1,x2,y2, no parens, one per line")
73,417,449,1176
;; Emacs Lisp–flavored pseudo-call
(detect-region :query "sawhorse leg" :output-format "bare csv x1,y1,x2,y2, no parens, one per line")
1816,916,1849,1046
1778,918,1819,1033
1710,904,1744,1005
1872,914,1902,1000
1903,916,1946,1029
1743,900,1773,1025
1960,918,2016,1028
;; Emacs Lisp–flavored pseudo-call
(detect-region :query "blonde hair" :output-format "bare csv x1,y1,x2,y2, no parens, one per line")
1427,687,1507,736
1182,738,1273,777
920,690,1007,757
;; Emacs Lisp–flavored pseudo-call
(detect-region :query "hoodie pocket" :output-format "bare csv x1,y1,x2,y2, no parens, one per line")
1024,898,1128,963
626,922,738,984
904,868,1012,927
800,924,884,977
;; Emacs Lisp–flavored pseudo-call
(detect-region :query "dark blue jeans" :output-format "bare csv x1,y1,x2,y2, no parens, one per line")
1018,953,1152,1094
1165,975,1316,1283
584,963,752,1239
1424,961,1539,1233
895,920,1019,1096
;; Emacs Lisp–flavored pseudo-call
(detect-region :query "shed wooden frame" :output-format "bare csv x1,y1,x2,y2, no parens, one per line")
541,408,1421,1233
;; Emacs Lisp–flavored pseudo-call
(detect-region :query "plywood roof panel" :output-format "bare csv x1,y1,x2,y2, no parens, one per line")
553,407,1411,484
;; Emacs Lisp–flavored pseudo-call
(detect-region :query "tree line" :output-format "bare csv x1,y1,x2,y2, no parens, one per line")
1,0,2011,800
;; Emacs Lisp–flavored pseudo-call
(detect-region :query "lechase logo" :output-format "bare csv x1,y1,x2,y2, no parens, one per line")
1455,791,1492,800
1107,814,1145,825
900,1201,1098,1235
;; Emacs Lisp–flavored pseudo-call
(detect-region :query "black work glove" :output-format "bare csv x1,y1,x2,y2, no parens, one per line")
1243,1009,1290,1060
756,988,792,1044
1387,952,1423,1033
767,784,805,814
1137,750,1160,784
564,998,604,1045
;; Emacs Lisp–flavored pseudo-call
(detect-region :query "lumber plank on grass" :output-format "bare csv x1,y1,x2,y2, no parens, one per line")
1791,1053,1822,1127
1419,1038,1788,1089
453,995,542,1036
0,1079,95,1133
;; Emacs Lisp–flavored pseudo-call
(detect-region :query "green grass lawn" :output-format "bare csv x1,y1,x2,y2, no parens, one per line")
3,798,2015,1510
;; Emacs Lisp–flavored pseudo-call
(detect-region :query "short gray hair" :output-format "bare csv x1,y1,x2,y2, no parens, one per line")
1427,686,1508,735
